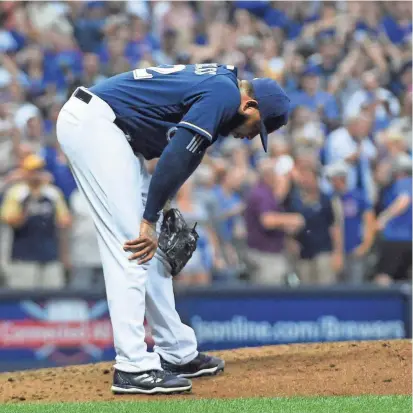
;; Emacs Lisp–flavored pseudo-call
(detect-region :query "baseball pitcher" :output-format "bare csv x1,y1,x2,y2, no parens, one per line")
56,63,290,394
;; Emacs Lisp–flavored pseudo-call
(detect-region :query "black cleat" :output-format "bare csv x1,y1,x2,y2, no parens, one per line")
111,369,192,394
161,353,225,378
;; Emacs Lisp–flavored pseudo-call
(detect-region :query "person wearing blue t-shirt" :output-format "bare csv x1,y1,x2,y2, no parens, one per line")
289,65,340,130
375,154,412,286
41,145,77,201
56,63,290,394
325,162,376,284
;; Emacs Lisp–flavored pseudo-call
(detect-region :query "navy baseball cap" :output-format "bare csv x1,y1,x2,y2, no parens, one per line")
251,78,290,152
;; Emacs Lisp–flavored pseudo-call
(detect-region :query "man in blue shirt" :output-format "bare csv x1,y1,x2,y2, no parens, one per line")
289,65,340,130
325,162,376,284
56,63,290,394
375,154,412,286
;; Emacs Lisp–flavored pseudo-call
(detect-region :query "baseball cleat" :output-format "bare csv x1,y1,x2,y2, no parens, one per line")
160,353,225,378
111,369,192,394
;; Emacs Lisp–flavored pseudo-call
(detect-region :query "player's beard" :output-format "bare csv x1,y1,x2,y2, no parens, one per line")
222,112,248,137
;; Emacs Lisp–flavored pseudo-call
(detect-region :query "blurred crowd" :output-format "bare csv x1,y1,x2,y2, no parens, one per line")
0,1,411,290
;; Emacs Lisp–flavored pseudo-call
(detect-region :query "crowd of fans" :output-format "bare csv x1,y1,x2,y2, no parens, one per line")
0,1,411,289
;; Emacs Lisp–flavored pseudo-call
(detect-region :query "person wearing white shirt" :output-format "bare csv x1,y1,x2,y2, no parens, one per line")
325,114,377,203
344,71,400,132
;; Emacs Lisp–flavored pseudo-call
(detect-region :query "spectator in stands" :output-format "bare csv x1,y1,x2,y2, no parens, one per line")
388,90,412,150
245,159,304,285
325,162,376,284
375,154,412,286
271,139,295,202
288,163,341,285
311,37,342,89
345,70,400,132
381,1,412,46
26,1,73,39
289,64,340,130
1,154,71,289
258,34,285,83
213,168,246,273
325,113,377,202
71,1,108,53
0,102,20,179
1,143,38,191
69,188,104,292
301,1,341,42
153,28,179,66
219,139,257,192
292,120,326,154
23,113,45,153
288,105,315,136
7,81,41,135
99,29,131,77
80,53,106,87
41,140,76,202
283,52,306,94
174,179,221,285
15,45,58,104
0,1,410,288
375,128,410,189
192,163,220,224
162,1,196,51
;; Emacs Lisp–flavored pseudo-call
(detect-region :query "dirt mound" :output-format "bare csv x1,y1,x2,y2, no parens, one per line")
0,340,411,403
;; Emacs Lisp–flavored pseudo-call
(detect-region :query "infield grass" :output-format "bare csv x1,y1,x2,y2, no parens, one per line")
2,396,411,413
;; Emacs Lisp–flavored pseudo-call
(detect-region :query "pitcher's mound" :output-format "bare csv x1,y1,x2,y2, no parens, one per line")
0,340,411,403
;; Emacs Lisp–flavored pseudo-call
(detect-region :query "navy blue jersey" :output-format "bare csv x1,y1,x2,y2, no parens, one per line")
90,64,241,160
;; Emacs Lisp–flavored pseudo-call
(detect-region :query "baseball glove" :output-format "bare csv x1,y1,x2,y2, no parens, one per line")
158,208,199,276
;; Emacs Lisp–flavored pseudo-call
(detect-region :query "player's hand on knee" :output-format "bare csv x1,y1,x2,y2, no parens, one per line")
123,219,158,264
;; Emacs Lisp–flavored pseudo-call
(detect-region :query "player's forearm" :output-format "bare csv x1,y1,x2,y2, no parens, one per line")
143,128,207,223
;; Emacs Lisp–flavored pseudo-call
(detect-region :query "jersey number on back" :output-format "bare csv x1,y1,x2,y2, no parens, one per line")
133,65,186,79
132,64,219,80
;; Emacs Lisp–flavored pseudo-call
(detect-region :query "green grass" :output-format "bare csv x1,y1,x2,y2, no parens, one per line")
1,396,411,413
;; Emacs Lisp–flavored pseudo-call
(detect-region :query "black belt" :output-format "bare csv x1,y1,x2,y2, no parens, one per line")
74,88,126,134
74,88,92,104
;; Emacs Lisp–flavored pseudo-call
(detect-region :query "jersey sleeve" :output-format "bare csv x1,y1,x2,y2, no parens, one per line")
178,77,241,142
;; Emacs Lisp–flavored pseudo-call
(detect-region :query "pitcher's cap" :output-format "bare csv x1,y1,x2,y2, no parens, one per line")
251,78,290,152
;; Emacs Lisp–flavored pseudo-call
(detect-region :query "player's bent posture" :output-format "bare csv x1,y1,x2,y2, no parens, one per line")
56,64,290,394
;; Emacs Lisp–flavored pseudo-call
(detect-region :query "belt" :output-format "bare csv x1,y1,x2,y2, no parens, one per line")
74,88,92,104
74,88,125,133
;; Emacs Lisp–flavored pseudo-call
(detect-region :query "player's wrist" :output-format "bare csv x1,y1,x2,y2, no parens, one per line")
142,217,157,227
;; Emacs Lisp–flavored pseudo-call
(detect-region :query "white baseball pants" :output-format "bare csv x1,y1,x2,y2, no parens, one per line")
56,88,198,373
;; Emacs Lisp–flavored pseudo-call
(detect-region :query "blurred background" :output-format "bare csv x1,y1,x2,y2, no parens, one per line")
0,0,411,371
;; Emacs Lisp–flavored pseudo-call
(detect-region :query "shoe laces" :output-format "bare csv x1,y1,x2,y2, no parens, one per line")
147,370,167,379
196,352,211,363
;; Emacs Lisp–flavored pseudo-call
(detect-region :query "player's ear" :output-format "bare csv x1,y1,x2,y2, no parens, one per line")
243,99,259,112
